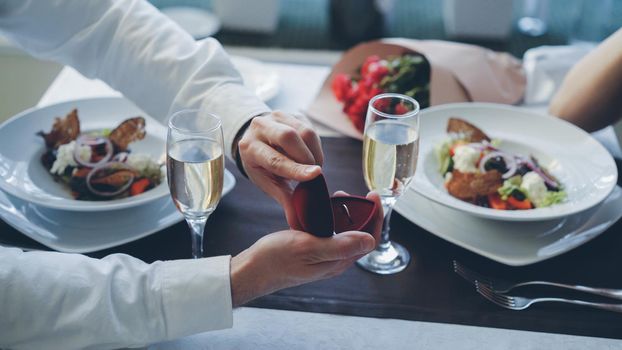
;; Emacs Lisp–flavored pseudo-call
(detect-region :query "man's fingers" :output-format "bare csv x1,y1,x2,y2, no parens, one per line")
312,231,375,262
251,117,316,165
272,111,324,166
251,142,321,181
332,190,349,197
310,254,361,279
280,193,303,230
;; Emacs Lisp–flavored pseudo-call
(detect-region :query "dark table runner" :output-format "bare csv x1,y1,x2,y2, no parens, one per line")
2,137,622,339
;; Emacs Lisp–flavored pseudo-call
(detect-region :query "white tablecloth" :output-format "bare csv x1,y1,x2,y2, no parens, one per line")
38,62,621,350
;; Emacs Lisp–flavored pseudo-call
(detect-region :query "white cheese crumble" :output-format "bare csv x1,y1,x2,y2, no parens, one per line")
520,171,547,207
50,141,92,175
444,172,453,184
126,153,161,177
452,145,480,173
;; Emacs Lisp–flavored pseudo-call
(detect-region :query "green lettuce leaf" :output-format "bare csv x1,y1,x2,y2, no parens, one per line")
540,191,566,207
498,175,523,200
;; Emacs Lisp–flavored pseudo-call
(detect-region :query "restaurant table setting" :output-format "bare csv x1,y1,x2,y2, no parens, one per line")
1,39,622,343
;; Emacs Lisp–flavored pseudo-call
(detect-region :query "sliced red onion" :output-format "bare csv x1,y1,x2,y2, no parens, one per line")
74,135,113,168
502,158,517,179
86,162,135,197
112,152,129,163
77,135,106,146
479,151,517,179
466,141,499,153
465,142,486,151
524,159,559,188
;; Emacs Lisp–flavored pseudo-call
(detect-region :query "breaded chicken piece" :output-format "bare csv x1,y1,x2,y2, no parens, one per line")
37,109,80,149
446,169,502,202
109,117,146,151
447,117,490,143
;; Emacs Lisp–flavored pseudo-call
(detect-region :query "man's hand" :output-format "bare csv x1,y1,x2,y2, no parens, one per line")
230,230,373,307
229,192,382,307
238,111,324,229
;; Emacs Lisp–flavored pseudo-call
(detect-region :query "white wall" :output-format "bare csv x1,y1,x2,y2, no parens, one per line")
0,36,62,122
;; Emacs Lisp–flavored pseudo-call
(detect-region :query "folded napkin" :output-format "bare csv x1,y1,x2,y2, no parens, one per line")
306,39,526,139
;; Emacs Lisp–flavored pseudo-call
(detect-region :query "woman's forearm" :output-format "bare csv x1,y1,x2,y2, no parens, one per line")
549,28,622,132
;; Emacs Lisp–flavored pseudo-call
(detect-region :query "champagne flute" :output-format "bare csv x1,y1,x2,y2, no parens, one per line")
167,110,224,259
357,93,420,274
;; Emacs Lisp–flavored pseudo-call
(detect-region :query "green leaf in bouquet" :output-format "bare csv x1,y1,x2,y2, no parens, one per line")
372,53,430,107
413,83,430,108
380,75,392,87
404,86,421,98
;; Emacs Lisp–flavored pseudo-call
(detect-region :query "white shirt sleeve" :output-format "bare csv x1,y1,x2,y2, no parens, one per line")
0,1,263,347
0,0,270,159
0,246,233,349
0,0,277,346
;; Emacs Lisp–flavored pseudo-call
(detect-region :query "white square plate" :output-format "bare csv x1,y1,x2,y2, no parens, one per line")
395,185,622,266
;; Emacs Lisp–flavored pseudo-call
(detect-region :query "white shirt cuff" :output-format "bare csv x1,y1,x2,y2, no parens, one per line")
199,82,271,160
160,255,233,339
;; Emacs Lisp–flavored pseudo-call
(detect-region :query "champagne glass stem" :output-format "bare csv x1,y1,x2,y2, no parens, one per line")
378,205,393,250
186,216,208,259
379,196,397,250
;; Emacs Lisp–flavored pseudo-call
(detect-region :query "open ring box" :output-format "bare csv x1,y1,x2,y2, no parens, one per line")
292,173,380,237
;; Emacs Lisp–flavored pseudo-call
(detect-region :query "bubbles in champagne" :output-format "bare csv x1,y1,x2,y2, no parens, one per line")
167,138,224,218
363,120,419,198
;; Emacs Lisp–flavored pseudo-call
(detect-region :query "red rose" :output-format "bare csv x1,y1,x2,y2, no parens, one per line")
368,64,389,83
359,76,374,95
394,102,410,115
331,73,351,102
344,82,360,104
367,87,384,101
343,95,368,132
372,97,390,113
361,55,381,76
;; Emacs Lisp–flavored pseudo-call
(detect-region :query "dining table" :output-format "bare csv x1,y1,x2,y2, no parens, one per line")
2,53,622,349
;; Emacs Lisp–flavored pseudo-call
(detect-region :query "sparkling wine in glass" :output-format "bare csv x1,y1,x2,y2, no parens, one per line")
357,93,420,274
167,110,224,259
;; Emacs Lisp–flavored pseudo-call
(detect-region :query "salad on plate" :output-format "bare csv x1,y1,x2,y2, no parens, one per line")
38,109,163,200
435,118,566,210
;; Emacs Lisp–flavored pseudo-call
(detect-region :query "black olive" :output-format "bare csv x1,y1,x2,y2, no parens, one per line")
516,164,530,176
511,189,526,201
484,156,508,173
447,158,454,173
40,149,57,170
475,196,490,208
93,142,109,156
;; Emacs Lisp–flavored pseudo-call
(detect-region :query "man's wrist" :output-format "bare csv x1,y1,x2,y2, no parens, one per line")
232,111,271,178
230,250,262,307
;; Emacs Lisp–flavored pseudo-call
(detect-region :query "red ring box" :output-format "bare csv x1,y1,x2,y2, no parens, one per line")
293,173,379,237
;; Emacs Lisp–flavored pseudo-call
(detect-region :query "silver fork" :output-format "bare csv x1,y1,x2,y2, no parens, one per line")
475,282,622,313
452,260,622,301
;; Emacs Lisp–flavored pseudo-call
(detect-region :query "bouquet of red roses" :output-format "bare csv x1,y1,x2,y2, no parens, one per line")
331,54,430,132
